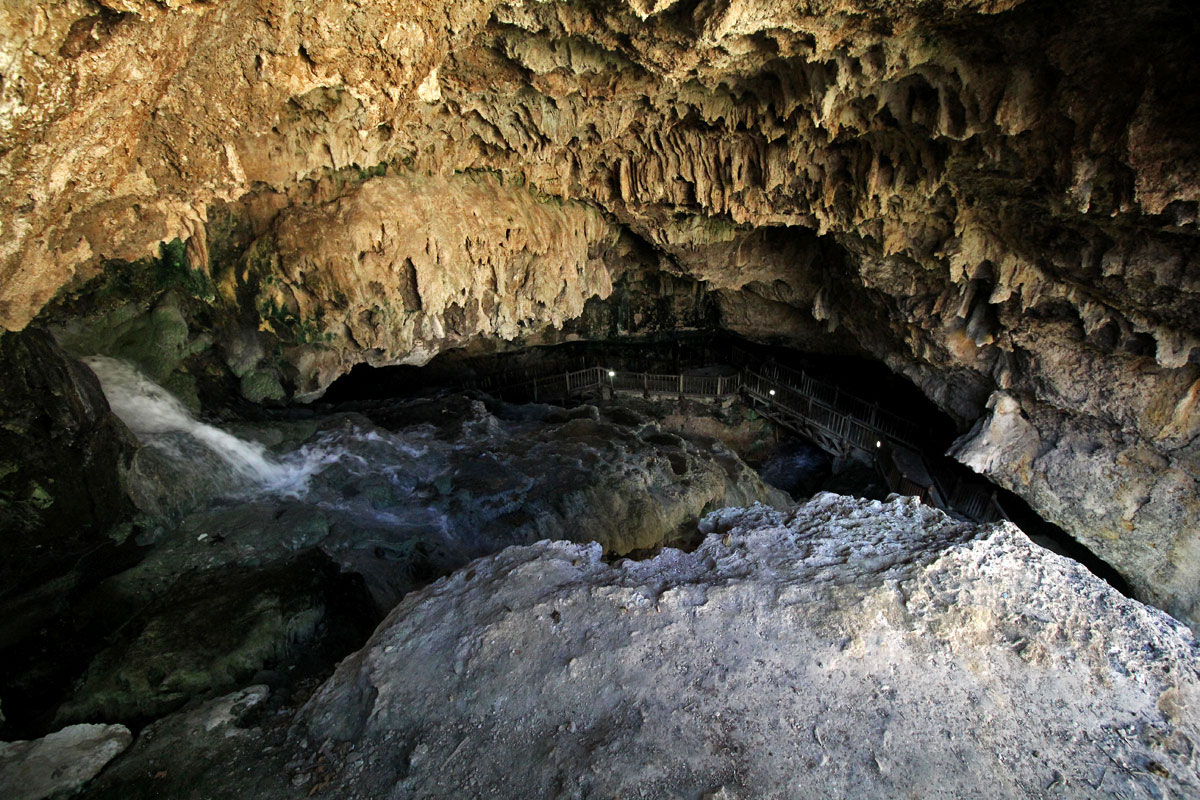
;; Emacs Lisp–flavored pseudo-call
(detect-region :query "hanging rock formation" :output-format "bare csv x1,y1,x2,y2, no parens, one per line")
2,0,1199,625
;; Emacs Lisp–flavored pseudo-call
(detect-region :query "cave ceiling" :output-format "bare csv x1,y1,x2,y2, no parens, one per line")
1,0,1199,626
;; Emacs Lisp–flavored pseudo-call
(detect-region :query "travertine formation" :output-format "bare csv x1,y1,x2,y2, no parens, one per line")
2,0,1198,624
234,171,617,396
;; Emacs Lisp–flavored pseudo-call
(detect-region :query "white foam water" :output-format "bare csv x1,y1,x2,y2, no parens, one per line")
84,357,332,497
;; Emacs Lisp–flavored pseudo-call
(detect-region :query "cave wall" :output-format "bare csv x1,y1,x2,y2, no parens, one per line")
3,0,1199,626
0,330,135,599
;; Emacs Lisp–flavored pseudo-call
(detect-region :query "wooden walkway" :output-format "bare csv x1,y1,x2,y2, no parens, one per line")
467,359,1007,524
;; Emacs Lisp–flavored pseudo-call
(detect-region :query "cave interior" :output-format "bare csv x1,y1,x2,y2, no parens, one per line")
0,0,1199,796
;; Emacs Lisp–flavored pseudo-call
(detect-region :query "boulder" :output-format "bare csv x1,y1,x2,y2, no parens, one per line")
294,494,1200,798
0,723,131,800
0,329,134,598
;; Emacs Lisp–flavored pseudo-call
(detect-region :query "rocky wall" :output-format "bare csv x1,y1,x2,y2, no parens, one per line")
3,0,1199,625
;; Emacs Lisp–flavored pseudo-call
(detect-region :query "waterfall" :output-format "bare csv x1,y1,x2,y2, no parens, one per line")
84,357,327,497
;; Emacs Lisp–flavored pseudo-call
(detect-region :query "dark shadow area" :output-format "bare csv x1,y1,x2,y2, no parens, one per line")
0,544,379,741
754,439,833,497
0,535,146,740
321,334,1131,598
993,488,1134,596
322,333,956,444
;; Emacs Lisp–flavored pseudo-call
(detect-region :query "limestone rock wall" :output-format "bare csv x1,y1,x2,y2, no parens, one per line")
224,171,617,396
3,0,1200,624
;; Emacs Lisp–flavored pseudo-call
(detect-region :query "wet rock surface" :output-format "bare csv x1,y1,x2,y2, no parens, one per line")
53,554,374,728
0,383,782,745
110,395,785,610
0,329,135,598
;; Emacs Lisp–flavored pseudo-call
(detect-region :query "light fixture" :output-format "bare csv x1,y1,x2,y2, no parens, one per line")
608,370,616,377
876,440,882,448
768,389,776,396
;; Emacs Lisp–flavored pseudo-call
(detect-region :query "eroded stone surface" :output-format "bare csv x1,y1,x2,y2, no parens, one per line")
288,494,1200,798
0,723,131,800
74,494,1200,799
4,1,1199,624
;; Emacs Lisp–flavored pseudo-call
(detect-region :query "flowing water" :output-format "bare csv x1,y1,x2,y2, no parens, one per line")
82,357,479,603
84,357,339,498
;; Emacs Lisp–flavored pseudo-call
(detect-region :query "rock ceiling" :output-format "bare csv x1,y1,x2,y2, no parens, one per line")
1,0,1198,626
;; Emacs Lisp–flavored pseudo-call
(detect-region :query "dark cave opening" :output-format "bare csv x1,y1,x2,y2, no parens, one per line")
322,331,953,442
321,333,1130,594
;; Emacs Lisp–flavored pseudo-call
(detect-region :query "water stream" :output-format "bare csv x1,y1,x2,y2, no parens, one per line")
79,357,480,606
84,357,336,498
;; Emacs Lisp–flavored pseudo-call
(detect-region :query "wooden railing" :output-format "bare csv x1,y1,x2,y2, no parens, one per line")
945,477,1008,524
462,358,1007,525
488,367,606,403
742,359,925,448
488,368,743,403
742,371,898,454
609,371,741,398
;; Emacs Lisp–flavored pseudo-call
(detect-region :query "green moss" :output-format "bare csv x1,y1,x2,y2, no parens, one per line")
28,481,54,510
107,522,134,545
256,297,335,347
47,237,221,379
239,370,286,404
162,371,202,413
318,160,391,195
358,161,388,180
77,239,216,313
204,205,258,279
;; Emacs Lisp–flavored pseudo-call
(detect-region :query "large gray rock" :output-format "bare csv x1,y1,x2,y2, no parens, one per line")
0,723,131,800
295,494,1200,799
952,391,1200,631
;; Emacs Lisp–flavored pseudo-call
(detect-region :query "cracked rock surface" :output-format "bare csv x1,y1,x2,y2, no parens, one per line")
84,493,1199,799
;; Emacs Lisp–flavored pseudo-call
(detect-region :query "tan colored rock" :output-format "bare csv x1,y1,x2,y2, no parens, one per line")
236,171,616,396
4,0,1200,627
